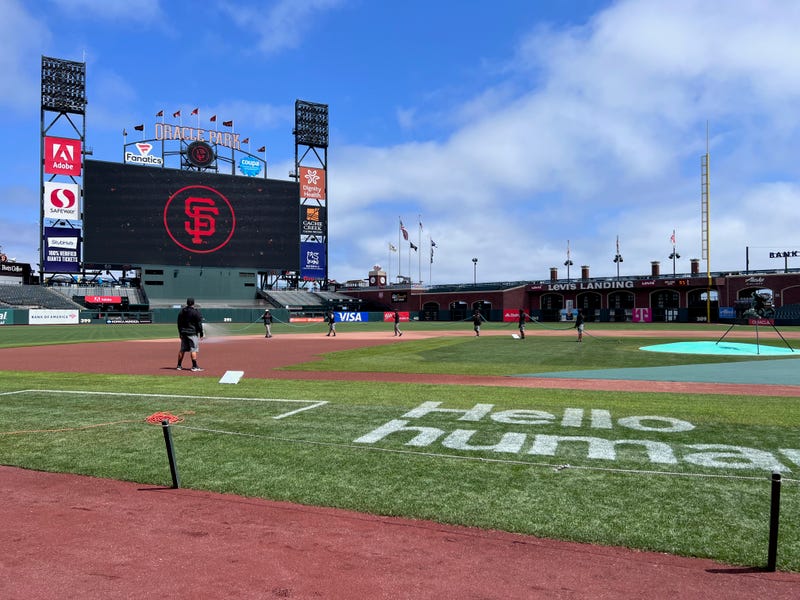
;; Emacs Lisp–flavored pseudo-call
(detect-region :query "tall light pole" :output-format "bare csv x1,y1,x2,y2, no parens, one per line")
669,229,680,276
613,235,623,279
564,240,573,281
472,257,478,284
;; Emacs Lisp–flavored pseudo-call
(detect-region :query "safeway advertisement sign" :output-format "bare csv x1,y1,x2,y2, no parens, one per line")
44,136,82,176
43,182,80,220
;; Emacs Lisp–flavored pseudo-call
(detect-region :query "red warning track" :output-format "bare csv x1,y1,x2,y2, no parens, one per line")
2,327,800,598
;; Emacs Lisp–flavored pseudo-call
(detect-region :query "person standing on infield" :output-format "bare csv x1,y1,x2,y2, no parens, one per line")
326,309,336,336
574,309,585,342
262,309,273,338
518,308,528,339
393,309,403,336
472,309,485,336
176,297,204,371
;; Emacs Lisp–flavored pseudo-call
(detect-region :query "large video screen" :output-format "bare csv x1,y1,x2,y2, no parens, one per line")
83,160,300,270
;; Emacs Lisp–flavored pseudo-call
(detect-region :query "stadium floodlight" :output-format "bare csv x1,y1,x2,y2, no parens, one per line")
41,56,87,115
294,100,329,148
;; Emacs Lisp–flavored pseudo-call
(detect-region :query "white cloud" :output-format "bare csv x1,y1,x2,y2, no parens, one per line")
219,0,345,55
49,0,163,21
0,1,51,112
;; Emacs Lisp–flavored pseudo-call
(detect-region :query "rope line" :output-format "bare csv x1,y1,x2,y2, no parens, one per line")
0,419,140,436
172,424,791,484
1,410,195,435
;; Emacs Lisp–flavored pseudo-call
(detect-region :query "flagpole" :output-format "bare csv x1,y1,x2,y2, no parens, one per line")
418,215,422,284
398,217,402,282
429,236,433,285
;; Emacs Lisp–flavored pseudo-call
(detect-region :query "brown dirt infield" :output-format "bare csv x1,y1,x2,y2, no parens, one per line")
2,327,800,598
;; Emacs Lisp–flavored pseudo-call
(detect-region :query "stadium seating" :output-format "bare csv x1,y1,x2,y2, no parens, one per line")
0,285,83,309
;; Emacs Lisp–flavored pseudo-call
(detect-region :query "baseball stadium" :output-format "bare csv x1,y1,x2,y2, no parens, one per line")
2,56,800,598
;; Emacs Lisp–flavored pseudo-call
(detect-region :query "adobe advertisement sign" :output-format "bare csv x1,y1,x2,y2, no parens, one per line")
83,160,299,270
300,241,325,280
299,166,325,200
43,182,80,220
44,136,82,176
43,226,80,272
301,205,326,236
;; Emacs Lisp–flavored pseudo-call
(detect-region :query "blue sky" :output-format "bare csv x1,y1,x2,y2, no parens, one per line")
3,0,800,284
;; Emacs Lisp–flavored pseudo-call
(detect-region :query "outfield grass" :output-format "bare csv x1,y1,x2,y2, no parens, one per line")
1,322,799,571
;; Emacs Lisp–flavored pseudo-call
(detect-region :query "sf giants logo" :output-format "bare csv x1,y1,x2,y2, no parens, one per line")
44,136,82,176
184,197,219,244
164,185,235,254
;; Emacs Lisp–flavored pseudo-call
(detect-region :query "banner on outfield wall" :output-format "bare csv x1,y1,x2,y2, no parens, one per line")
29,309,80,325
382,311,410,322
43,226,81,272
300,241,326,280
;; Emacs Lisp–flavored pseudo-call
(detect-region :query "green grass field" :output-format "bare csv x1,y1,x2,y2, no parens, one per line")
1,321,799,571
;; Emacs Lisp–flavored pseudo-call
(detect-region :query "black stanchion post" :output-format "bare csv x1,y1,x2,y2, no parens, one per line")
161,419,181,489
767,471,781,571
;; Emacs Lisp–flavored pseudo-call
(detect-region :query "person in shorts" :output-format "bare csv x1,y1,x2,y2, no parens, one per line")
574,309,585,342
326,309,336,336
472,310,485,336
176,297,204,371
518,308,528,339
262,309,273,338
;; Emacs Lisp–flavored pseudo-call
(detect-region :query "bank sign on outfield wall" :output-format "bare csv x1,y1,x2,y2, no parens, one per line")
29,309,80,325
299,166,325,200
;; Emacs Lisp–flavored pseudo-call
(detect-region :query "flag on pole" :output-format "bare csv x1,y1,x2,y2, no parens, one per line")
389,243,397,252
670,230,676,245
123,128,127,136
223,120,233,127
191,108,199,115
173,110,181,118
156,110,164,117
410,242,418,251
400,220,409,241
210,115,217,122
133,124,144,131
616,235,620,253
241,137,250,144
431,239,437,247
419,219,423,230
257,146,265,153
